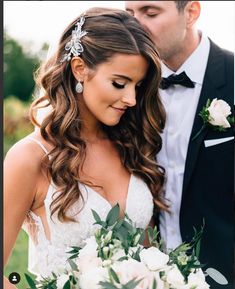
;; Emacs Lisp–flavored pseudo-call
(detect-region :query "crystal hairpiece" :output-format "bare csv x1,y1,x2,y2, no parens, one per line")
60,16,87,62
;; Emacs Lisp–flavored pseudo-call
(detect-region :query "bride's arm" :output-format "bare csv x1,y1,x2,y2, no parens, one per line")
4,140,42,288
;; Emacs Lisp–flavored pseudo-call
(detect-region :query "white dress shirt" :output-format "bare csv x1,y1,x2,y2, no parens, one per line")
158,32,210,251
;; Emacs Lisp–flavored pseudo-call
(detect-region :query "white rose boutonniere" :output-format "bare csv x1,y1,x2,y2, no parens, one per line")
192,98,234,141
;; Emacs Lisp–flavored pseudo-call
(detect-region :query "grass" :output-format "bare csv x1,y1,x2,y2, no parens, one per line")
4,230,36,289
4,98,36,288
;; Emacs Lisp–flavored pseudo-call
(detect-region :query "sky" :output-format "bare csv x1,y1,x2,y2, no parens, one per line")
3,1,235,54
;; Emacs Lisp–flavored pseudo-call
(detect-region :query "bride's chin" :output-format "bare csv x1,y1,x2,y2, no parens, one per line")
101,117,121,127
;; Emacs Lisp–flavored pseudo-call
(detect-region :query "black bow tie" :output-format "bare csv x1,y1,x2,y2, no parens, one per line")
160,71,195,89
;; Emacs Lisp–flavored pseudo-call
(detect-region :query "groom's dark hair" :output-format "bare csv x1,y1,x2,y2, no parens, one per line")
174,1,189,12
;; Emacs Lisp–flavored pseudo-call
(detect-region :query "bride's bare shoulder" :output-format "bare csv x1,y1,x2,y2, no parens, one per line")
4,131,51,172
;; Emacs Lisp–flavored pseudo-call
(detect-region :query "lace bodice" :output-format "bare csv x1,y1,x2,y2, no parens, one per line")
22,138,154,278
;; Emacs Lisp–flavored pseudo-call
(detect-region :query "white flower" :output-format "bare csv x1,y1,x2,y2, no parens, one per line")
79,236,98,258
139,247,169,271
133,233,142,246
166,265,185,288
152,271,166,289
207,98,231,128
111,259,151,289
129,245,144,255
102,259,112,267
78,255,102,273
77,236,102,272
111,248,126,261
104,231,113,243
79,266,108,289
185,269,209,289
56,273,69,289
102,246,110,258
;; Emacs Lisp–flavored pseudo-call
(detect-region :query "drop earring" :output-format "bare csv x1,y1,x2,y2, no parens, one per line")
75,80,83,93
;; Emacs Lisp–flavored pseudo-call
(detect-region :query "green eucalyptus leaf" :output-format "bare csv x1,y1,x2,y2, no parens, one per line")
92,209,102,223
227,115,234,124
195,238,201,258
106,203,120,226
99,281,119,289
113,219,124,230
138,231,146,245
206,98,211,107
122,220,134,232
68,253,79,259
115,226,129,241
67,259,78,271
147,227,153,243
63,280,71,289
24,273,37,289
123,277,142,289
152,278,157,289
94,220,108,227
109,267,120,284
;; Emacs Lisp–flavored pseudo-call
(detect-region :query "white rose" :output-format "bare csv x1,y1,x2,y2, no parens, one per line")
207,98,231,128
139,247,169,271
166,265,185,288
112,259,151,289
79,266,108,289
56,273,69,289
186,269,209,289
152,271,166,289
78,255,102,273
79,236,98,258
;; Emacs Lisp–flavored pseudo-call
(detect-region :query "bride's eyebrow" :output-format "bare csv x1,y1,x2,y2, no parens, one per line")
112,74,132,81
112,74,145,84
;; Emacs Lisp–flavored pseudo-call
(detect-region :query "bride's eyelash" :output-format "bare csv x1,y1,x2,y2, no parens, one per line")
112,81,125,89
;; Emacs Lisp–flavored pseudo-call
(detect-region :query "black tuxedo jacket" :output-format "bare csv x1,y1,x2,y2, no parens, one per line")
179,40,234,289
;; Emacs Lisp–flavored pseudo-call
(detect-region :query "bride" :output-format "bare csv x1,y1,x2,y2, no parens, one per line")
4,7,167,288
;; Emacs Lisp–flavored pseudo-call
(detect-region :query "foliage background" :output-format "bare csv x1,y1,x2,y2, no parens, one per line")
4,31,48,289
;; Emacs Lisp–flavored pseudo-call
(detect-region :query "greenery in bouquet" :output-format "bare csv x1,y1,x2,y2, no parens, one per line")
25,204,227,289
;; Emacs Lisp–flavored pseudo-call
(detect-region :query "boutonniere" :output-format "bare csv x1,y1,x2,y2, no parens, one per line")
191,98,234,141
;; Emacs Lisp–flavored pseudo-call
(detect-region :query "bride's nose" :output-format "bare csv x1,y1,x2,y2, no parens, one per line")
121,88,137,107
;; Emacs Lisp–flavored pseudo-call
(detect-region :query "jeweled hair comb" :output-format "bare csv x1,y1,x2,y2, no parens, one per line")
60,16,87,62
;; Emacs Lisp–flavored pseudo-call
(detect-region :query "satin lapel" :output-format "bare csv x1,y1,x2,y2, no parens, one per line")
182,41,226,196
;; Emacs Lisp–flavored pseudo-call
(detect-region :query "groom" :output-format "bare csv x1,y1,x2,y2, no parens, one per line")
125,1,234,288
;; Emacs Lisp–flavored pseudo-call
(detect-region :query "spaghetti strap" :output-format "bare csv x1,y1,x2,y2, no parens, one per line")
27,137,49,155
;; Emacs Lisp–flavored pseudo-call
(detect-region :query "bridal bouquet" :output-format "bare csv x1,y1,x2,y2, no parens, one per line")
25,204,226,289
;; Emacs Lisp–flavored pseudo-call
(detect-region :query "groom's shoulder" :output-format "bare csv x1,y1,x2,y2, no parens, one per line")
208,39,234,78
209,39,234,60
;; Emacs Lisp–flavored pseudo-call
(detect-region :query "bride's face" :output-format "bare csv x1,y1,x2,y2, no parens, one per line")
79,53,148,127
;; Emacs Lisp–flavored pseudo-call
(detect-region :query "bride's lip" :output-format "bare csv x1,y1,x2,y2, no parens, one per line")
111,106,127,113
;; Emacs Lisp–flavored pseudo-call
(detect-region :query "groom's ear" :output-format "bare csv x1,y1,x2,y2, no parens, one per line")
185,1,201,28
71,57,87,81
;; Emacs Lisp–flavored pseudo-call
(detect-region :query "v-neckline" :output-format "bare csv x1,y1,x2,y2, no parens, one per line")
82,174,134,213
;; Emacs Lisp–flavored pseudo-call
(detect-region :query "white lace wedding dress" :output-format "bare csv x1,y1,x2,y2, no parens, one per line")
22,138,154,279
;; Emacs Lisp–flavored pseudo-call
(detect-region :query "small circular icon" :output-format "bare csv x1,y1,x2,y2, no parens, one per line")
8,272,21,284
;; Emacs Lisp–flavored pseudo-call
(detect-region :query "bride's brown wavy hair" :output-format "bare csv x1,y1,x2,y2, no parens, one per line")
30,8,167,222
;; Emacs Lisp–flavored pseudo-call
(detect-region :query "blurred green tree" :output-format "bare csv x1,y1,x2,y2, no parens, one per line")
4,31,40,102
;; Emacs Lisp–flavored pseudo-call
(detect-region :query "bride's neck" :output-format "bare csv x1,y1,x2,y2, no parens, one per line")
81,125,108,144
